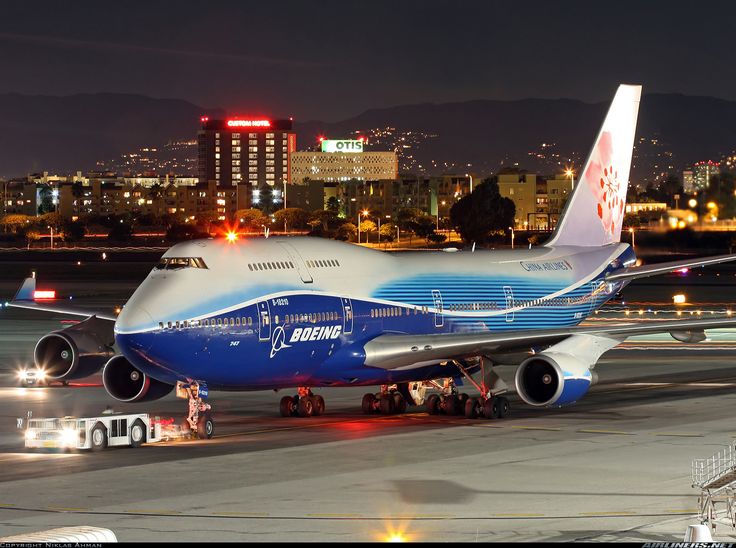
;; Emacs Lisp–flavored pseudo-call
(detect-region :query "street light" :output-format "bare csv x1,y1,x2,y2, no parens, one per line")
465,173,473,193
629,227,635,248
358,209,369,244
47,225,54,250
509,226,515,249
565,168,575,191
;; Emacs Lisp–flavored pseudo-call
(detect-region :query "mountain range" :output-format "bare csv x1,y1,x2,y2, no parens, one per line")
0,92,734,182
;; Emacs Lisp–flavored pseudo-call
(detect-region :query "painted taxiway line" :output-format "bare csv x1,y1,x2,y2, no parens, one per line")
0,504,699,521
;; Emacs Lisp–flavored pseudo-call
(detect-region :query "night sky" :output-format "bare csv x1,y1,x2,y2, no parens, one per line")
1,0,734,121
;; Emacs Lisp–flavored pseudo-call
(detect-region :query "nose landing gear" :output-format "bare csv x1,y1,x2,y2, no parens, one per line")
177,381,214,439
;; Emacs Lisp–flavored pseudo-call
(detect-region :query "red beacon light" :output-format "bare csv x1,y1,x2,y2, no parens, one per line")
33,290,56,300
200,116,209,123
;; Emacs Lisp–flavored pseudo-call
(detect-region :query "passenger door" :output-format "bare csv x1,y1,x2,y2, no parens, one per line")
432,290,444,328
503,286,514,323
257,301,271,341
341,297,353,335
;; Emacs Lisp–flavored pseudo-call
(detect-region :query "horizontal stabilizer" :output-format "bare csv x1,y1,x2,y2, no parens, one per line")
9,276,117,322
12,276,36,301
606,253,736,282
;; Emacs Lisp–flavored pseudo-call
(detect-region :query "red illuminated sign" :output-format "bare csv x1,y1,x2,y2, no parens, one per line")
226,119,271,128
33,290,56,300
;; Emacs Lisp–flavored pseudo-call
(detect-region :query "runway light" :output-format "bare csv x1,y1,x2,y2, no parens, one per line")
673,294,686,304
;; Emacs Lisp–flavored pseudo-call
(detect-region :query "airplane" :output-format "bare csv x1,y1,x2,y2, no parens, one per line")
10,84,736,438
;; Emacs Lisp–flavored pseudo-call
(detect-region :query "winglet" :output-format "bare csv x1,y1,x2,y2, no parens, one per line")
12,276,36,302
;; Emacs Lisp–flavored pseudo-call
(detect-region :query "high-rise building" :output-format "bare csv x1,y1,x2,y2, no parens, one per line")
691,161,719,192
197,117,297,195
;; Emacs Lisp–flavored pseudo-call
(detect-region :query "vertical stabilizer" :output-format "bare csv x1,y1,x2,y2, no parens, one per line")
546,84,641,247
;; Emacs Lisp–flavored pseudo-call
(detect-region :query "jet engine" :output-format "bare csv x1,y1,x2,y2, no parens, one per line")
514,352,598,407
102,355,174,402
33,316,115,381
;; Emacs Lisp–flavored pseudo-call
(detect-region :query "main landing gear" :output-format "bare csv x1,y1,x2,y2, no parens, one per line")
452,357,512,420
280,387,325,418
361,382,427,415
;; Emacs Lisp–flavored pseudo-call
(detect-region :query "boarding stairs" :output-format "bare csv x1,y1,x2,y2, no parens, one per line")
692,443,736,530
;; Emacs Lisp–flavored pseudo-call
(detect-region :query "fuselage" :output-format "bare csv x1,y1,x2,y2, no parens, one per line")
114,237,635,390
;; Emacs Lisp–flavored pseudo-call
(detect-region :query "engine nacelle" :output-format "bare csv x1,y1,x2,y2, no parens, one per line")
515,352,598,407
102,355,174,402
34,317,115,381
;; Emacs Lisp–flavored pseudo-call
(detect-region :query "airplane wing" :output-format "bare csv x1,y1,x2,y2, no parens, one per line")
8,276,118,322
363,317,736,370
605,253,736,282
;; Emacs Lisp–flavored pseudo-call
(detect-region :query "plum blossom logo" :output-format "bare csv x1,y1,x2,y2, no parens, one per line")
585,131,624,239
597,164,624,235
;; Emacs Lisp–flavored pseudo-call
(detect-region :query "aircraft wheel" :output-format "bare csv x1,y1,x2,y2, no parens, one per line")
393,392,407,414
280,396,295,417
497,396,510,419
464,397,478,419
426,394,440,415
379,394,394,415
297,397,314,417
361,393,376,414
197,414,214,439
312,395,325,416
482,397,499,419
442,394,458,415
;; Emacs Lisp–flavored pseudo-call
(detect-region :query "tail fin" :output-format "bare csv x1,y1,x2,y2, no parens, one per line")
546,84,641,247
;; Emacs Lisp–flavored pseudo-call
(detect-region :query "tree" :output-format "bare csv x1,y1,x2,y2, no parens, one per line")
359,219,377,242
309,209,341,232
336,222,356,241
427,232,447,245
409,215,436,240
379,222,397,243
236,208,268,230
37,186,54,215
64,221,86,241
326,196,340,214
450,177,516,244
1,214,33,234
107,221,133,242
273,207,310,230
25,229,41,248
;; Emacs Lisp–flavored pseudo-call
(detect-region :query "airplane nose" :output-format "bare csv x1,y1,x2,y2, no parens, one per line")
115,305,155,354
116,304,155,334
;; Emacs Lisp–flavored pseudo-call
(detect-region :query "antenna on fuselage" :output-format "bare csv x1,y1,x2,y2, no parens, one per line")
471,242,476,253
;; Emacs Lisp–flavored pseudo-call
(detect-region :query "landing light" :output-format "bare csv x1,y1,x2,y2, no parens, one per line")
33,290,55,300
226,231,238,243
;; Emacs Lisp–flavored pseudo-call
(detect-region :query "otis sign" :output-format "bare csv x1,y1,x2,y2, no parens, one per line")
321,139,364,153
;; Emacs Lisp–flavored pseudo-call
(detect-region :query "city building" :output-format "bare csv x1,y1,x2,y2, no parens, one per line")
497,169,572,229
2,180,37,216
290,139,398,184
197,117,296,198
339,174,472,221
690,161,720,192
683,170,695,193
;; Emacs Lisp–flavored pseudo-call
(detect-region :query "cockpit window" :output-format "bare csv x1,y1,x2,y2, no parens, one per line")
154,257,208,270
